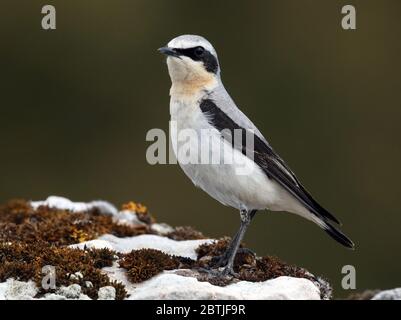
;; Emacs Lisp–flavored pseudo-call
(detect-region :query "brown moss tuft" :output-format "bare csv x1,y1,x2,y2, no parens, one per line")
87,248,118,269
0,199,150,246
236,255,313,283
119,249,192,283
196,238,234,260
0,242,127,299
167,226,206,241
195,238,315,284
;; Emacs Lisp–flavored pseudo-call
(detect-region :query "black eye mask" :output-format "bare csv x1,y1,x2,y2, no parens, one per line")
174,47,219,74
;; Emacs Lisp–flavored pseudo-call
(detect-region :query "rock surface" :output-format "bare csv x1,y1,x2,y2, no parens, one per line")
371,288,401,300
71,234,213,260
55,284,91,300
31,196,118,216
0,279,38,300
98,286,116,300
0,196,326,300
103,266,321,300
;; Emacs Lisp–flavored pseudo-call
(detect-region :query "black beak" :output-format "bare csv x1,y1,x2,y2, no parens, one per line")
158,47,180,58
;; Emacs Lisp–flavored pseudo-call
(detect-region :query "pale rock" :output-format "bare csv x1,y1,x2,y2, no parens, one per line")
30,196,117,216
372,288,401,300
151,223,175,235
71,234,213,260
69,272,83,281
0,282,7,300
98,286,116,300
132,273,319,300
57,284,82,299
2,279,38,300
41,293,67,300
113,210,146,226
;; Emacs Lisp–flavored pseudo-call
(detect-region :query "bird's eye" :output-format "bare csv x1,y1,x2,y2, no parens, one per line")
194,46,205,57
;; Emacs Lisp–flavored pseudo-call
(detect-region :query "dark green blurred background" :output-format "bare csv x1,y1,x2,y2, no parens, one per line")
1,1,400,297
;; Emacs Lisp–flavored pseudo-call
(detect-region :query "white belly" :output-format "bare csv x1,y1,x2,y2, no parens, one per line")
169,97,310,217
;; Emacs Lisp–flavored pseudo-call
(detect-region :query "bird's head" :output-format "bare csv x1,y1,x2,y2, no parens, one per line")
158,35,220,94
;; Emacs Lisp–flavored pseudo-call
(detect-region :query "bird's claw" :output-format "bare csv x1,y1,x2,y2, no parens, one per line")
221,266,237,277
211,248,256,268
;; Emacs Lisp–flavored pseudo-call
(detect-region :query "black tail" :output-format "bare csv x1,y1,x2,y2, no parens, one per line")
323,222,355,249
298,184,342,225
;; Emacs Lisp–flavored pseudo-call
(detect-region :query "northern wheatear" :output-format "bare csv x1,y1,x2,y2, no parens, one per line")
159,35,354,275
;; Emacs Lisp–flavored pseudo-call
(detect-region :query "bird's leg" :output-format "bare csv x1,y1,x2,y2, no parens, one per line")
213,210,257,267
212,229,240,267
221,209,256,276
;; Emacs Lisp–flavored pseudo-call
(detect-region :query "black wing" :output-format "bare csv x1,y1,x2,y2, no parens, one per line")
200,98,341,225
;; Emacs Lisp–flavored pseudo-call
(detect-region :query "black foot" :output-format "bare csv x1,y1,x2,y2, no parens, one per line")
221,266,237,277
211,248,256,268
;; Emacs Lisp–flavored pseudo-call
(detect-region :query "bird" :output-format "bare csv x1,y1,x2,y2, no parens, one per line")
158,35,354,276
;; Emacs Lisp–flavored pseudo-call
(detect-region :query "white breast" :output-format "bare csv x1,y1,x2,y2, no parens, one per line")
169,94,311,218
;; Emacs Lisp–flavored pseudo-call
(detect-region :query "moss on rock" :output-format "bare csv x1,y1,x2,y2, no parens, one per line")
0,199,149,246
119,249,192,283
0,242,127,299
167,226,206,241
0,198,327,298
